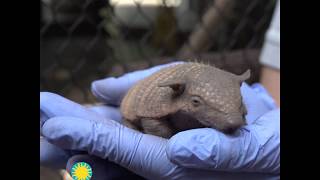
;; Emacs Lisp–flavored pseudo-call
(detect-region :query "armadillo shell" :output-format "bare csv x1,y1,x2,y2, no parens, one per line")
120,63,191,122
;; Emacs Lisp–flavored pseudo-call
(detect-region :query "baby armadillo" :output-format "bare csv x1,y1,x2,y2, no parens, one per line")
120,62,250,138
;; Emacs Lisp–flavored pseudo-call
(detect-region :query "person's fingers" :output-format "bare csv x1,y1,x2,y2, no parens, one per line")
41,116,109,150
41,116,177,179
240,83,274,124
66,154,145,180
166,109,280,174
91,62,182,105
42,116,280,179
40,137,71,169
40,92,111,128
248,109,280,149
250,83,278,110
87,105,122,123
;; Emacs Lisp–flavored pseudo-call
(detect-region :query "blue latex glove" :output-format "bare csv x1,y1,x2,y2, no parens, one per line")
40,63,280,179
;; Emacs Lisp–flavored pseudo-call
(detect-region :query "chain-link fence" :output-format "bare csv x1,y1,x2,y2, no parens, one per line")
40,0,277,104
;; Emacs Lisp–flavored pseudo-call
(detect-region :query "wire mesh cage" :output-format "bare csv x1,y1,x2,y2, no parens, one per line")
40,0,277,104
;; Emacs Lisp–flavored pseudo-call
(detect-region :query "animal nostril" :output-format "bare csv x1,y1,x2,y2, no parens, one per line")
223,121,244,134
224,127,237,134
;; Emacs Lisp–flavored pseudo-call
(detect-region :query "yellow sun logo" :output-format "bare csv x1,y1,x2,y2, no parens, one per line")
71,162,93,180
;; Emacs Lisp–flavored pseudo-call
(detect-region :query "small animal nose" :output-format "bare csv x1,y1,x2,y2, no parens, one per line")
223,127,238,134
223,123,243,134
223,116,246,134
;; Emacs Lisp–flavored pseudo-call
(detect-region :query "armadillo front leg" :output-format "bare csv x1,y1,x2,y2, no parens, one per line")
140,118,174,139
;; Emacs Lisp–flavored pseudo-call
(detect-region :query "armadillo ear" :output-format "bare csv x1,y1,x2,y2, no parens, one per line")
158,79,186,96
237,69,251,82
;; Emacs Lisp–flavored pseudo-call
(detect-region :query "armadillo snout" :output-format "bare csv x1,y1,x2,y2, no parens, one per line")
223,127,238,134
222,115,246,134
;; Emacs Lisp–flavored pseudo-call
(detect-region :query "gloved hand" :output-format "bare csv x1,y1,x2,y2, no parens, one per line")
40,62,280,180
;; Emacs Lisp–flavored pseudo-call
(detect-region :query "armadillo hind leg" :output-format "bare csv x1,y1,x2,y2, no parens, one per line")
140,118,174,139
122,119,140,131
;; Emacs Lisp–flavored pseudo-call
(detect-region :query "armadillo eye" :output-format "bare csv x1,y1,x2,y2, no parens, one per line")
191,96,202,107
